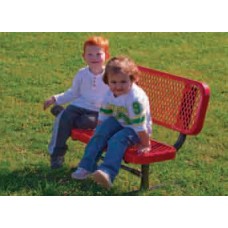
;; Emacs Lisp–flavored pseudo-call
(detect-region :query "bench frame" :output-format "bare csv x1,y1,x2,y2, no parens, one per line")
71,66,210,191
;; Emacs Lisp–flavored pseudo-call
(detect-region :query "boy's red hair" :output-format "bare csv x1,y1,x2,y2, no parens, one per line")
83,36,110,60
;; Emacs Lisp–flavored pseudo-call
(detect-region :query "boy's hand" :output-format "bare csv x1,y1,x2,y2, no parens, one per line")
43,96,56,110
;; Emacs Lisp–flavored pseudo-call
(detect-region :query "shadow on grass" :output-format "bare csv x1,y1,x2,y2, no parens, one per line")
0,164,144,196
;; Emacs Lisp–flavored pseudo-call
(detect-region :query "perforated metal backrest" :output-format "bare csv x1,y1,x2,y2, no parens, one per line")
138,66,210,135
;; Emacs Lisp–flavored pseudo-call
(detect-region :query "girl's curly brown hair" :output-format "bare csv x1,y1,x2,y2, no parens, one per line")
103,56,140,84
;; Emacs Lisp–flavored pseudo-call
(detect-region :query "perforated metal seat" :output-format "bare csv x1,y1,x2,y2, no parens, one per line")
124,140,176,164
71,129,176,164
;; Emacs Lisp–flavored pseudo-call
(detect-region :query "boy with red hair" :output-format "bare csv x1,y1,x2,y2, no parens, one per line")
44,36,110,169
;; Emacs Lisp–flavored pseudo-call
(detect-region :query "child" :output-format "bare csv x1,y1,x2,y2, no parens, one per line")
71,56,152,189
43,36,110,169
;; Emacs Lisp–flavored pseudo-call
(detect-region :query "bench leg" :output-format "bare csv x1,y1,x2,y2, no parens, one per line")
140,164,150,190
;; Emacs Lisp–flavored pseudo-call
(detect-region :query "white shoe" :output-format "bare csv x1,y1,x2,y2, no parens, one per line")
92,170,112,189
71,167,91,180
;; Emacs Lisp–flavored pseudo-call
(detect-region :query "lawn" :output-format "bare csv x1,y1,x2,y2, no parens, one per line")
0,32,227,195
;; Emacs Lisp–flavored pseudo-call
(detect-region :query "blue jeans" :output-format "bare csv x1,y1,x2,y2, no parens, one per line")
78,117,140,182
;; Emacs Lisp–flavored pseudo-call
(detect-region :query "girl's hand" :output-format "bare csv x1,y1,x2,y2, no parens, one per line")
43,96,56,110
137,131,151,154
137,144,151,154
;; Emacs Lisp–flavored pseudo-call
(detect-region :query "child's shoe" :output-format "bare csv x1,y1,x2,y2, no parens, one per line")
71,167,91,180
50,155,64,169
92,170,112,189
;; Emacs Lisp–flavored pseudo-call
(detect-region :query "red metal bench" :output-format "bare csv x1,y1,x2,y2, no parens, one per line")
71,65,210,190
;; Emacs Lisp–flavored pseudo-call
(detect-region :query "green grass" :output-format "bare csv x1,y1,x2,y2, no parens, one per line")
0,32,227,195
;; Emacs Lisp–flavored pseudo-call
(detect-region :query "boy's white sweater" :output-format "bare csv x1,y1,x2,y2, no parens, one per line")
54,67,109,112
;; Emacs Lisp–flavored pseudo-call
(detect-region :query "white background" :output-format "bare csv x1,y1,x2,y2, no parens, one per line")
0,0,227,32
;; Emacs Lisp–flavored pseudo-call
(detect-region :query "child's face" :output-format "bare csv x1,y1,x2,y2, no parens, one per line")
83,45,106,74
108,72,133,97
